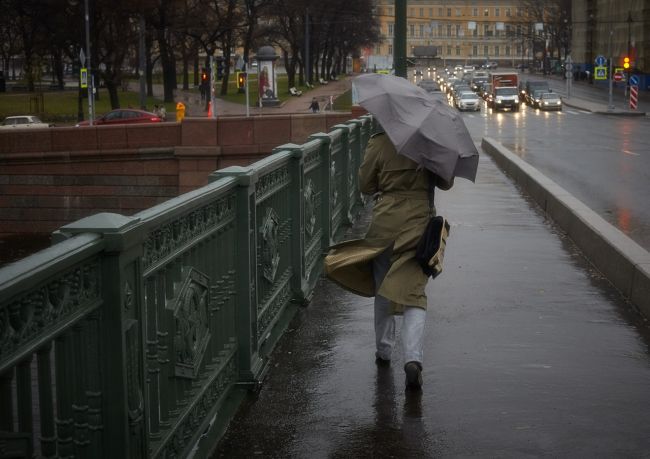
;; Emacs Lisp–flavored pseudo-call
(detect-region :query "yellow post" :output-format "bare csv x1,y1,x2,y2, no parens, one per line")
175,101,186,122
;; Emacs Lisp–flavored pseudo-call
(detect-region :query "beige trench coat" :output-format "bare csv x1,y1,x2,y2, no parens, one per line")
325,132,449,311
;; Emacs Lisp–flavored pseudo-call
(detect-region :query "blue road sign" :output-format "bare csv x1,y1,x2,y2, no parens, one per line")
630,75,639,86
595,55,606,66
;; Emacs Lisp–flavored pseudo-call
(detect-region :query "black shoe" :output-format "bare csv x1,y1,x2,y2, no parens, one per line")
375,356,391,367
404,361,423,390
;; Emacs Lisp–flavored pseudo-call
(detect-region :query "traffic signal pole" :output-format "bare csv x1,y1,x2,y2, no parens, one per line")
394,0,407,78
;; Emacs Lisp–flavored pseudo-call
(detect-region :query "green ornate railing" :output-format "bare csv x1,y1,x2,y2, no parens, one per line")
0,115,373,458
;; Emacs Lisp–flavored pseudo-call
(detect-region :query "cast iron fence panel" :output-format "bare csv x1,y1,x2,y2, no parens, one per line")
0,114,373,458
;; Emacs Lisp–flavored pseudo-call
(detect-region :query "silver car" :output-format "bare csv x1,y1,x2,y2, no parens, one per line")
457,91,481,111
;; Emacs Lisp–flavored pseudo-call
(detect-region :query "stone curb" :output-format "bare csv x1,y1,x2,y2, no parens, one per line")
562,98,646,116
481,136,650,318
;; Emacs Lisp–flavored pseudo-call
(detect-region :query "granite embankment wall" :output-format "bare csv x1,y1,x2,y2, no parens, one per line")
0,113,351,235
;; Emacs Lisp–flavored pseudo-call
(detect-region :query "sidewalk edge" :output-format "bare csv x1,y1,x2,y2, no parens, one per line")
481,137,650,318
562,98,646,116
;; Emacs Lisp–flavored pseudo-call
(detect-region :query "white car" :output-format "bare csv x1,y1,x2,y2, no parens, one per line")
0,115,51,129
457,91,481,111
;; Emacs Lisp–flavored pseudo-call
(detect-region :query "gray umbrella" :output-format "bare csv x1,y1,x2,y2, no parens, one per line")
354,73,479,182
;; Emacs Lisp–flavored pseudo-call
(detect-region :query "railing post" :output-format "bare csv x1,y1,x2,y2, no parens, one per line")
272,143,311,303
308,133,335,247
332,124,353,226
209,167,267,386
54,212,147,459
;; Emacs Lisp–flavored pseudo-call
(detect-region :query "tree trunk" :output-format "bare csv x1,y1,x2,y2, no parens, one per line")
146,30,154,97
106,81,120,108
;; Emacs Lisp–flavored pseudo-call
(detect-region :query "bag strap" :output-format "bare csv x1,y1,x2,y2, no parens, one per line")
428,172,436,211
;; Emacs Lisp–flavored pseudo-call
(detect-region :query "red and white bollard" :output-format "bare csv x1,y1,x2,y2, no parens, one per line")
629,85,638,110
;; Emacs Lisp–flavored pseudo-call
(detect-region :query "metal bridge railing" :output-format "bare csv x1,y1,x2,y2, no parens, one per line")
0,114,373,458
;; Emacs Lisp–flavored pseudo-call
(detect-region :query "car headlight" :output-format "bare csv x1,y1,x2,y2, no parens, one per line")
496,97,502,103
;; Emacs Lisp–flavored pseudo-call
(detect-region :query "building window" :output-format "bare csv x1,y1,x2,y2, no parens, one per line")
495,8,500,17
456,8,462,17
447,24,452,36
429,8,433,17
484,45,489,57
456,46,461,56
388,45,393,55
409,24,415,37
420,24,425,37
484,8,489,16
484,24,489,35
516,7,522,17
375,45,381,54
410,8,414,17
505,46,511,56
420,8,424,17
438,24,443,36
447,8,451,17
505,7,511,17
473,45,478,56
473,27,478,37
447,46,452,55
495,46,500,57
473,7,478,17
456,24,461,36
516,44,522,55
388,23,394,36
438,8,443,17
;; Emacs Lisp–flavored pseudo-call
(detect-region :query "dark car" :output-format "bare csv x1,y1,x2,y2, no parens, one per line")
76,109,163,127
524,81,550,106
418,78,439,92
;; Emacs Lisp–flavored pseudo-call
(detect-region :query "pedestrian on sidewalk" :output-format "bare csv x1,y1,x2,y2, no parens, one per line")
308,97,320,113
325,125,453,390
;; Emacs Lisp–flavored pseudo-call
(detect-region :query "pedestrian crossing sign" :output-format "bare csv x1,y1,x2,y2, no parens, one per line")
594,66,607,80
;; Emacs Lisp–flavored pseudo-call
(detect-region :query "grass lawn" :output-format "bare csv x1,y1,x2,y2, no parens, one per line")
0,73,350,125
0,89,175,125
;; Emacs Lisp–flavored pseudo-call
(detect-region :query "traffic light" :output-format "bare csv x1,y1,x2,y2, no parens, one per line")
623,56,630,70
237,71,247,89
201,69,208,84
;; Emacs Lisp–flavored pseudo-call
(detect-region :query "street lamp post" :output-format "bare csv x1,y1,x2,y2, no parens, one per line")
607,29,614,110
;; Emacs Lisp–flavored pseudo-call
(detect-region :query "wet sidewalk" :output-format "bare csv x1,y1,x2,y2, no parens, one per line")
213,147,650,457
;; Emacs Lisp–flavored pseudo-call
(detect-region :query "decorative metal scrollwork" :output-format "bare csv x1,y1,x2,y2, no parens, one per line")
330,160,338,207
304,179,316,237
260,207,281,283
169,267,211,379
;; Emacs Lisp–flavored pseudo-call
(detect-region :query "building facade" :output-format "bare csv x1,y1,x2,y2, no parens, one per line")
369,0,542,69
572,0,648,73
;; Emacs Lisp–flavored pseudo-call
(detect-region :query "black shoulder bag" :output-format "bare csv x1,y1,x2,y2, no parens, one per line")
415,174,450,279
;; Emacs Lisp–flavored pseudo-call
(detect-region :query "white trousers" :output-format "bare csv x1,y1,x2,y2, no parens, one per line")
372,247,427,365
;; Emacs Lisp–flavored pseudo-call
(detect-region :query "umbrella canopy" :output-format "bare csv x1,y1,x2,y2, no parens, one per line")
354,73,479,183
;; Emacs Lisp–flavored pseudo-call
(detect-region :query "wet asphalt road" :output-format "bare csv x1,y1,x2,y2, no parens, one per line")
213,150,650,458
457,98,650,252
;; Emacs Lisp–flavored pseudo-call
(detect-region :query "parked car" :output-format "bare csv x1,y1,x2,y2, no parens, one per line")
538,92,562,111
0,115,51,129
482,61,498,70
456,92,481,111
76,109,163,127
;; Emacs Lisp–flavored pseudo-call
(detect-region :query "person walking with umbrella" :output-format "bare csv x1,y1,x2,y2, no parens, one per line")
325,73,478,390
